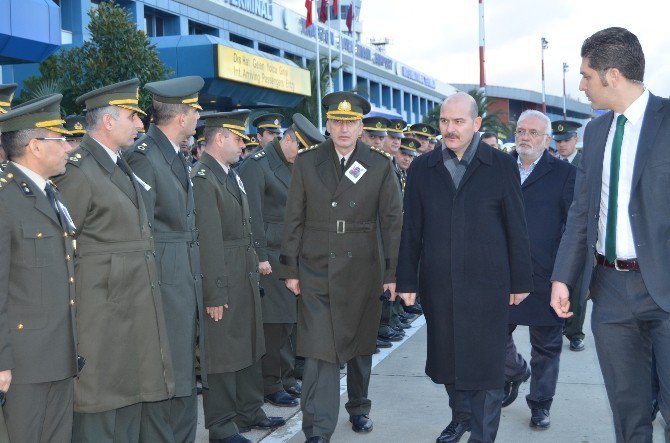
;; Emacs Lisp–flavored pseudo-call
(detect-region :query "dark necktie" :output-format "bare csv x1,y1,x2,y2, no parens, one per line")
176,151,190,188
340,157,347,174
45,182,66,229
116,156,134,181
605,114,627,263
228,168,241,199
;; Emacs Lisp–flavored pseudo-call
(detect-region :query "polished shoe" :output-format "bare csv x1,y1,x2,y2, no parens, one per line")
404,303,423,315
502,367,531,407
436,420,470,443
264,390,298,407
569,338,585,352
530,408,550,429
377,338,393,348
237,416,286,433
305,437,326,442
209,434,251,443
349,414,373,433
397,321,411,329
286,381,302,398
652,399,660,422
392,325,406,335
196,385,203,396
400,313,418,322
378,331,403,342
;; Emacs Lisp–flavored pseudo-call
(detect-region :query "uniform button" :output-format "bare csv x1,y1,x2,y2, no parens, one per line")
151,283,156,289
196,241,200,246
64,232,68,237
347,251,353,257
331,201,337,207
65,254,72,261
329,252,336,258
349,201,356,207
186,214,190,218
70,299,75,306
69,277,75,284
148,222,152,228
17,323,24,330
37,232,43,238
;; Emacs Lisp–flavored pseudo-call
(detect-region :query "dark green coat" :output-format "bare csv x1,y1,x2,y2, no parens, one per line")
0,164,77,384
54,135,175,413
126,124,206,395
191,152,265,374
279,139,403,364
238,139,297,324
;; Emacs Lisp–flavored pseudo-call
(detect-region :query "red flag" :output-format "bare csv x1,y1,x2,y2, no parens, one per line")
346,3,354,32
305,0,313,28
319,0,328,23
332,0,338,18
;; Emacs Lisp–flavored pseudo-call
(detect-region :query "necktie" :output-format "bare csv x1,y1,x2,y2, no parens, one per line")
228,169,241,199
340,157,347,174
605,114,627,263
176,151,190,188
116,156,134,181
45,182,65,229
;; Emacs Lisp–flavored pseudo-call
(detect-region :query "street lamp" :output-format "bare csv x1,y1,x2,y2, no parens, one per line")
562,62,569,119
541,37,548,113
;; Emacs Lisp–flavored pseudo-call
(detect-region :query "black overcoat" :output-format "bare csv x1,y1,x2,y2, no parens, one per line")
396,141,533,390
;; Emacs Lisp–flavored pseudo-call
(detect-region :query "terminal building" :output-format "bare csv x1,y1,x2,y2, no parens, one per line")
1,0,455,125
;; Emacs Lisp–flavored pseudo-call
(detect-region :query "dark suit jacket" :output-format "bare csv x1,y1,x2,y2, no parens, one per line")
552,93,670,312
396,141,533,390
509,151,576,326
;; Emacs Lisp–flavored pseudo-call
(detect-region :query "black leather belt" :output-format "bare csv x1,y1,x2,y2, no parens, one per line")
596,253,640,271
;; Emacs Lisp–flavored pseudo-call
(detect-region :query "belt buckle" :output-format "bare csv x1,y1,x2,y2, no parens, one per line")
336,220,346,234
614,260,629,272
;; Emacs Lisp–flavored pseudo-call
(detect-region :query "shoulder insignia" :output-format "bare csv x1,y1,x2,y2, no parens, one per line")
298,144,319,155
197,169,206,176
253,150,266,159
67,150,85,166
0,170,13,190
20,181,34,195
370,146,392,159
136,142,148,152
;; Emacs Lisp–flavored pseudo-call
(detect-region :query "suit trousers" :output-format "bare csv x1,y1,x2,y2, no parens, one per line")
505,324,563,409
73,402,141,443
590,265,670,443
138,390,197,443
3,377,73,443
444,384,504,443
202,361,267,439
345,355,372,416
301,357,341,440
262,323,297,395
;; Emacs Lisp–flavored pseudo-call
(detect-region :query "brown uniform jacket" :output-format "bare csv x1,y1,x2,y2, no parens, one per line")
54,135,174,413
279,139,402,363
191,152,264,374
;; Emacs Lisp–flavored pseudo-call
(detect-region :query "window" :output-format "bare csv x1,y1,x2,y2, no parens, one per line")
188,20,217,36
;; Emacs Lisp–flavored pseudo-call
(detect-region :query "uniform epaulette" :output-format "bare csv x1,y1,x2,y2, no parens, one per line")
134,142,149,153
298,144,319,155
0,162,7,171
370,145,392,159
253,150,266,160
0,170,14,191
192,168,207,178
67,150,86,166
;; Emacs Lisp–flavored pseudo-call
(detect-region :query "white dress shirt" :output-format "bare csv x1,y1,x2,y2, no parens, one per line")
563,150,578,164
337,150,353,168
92,137,119,163
12,162,47,195
596,89,649,259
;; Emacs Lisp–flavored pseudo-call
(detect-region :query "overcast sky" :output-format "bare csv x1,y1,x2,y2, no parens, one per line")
276,0,670,103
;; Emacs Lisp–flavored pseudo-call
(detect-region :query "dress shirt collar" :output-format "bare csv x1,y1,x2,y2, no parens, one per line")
11,162,47,195
91,137,119,163
620,88,649,127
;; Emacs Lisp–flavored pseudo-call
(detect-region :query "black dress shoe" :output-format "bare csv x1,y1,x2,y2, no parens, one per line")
196,385,203,396
378,331,403,342
652,399,660,421
349,414,373,433
569,338,585,352
404,303,423,315
397,321,411,329
237,416,286,433
502,367,531,407
530,408,550,429
209,434,251,443
392,326,406,335
305,437,326,442
436,420,470,442
264,390,299,407
285,381,302,398
377,338,393,348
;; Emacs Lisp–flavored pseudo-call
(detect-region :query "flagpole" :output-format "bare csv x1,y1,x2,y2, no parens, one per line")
326,1,333,93
337,2,343,92
351,0,357,91
314,4,323,132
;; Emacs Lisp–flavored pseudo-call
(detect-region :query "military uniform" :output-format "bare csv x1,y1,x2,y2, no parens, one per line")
0,83,18,165
125,75,206,442
279,92,403,440
193,112,280,441
238,114,324,406
53,80,175,442
0,94,77,443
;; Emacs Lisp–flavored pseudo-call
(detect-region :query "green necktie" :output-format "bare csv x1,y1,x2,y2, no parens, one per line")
605,114,627,263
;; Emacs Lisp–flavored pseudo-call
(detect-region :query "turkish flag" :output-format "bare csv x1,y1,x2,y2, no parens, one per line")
305,0,313,27
332,0,338,18
346,3,354,32
319,0,328,23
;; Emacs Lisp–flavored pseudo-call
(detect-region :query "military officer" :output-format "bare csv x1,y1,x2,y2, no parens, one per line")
192,111,285,443
406,122,438,153
238,113,325,408
361,116,390,149
125,76,205,442
253,113,284,148
63,115,87,152
396,138,420,191
0,83,18,165
0,94,78,443
53,79,175,442
193,122,206,161
279,92,403,442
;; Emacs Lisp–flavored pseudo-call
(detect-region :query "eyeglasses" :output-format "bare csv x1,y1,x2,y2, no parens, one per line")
36,137,68,142
515,129,547,138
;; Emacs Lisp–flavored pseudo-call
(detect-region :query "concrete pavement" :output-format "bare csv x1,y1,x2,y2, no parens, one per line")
195,304,666,442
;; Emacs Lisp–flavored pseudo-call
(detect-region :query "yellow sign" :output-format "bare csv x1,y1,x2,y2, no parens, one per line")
217,45,311,96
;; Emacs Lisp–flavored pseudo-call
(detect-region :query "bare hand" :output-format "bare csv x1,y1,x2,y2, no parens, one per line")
550,281,573,318
206,304,228,321
258,261,272,275
510,292,530,305
384,283,397,301
0,369,11,393
397,292,416,306
285,279,300,296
